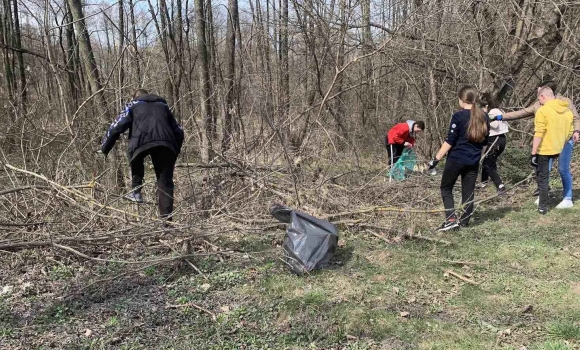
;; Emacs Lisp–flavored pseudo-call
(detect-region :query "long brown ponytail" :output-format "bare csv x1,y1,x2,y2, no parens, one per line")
458,86,488,143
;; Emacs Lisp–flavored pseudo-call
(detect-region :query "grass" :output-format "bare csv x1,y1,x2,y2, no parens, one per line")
166,195,580,350
5,211,580,350
3,159,580,349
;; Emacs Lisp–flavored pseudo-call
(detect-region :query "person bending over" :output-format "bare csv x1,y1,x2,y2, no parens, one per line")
100,89,184,222
386,120,425,166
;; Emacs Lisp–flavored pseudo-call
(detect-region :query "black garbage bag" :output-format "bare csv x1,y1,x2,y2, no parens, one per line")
270,204,339,275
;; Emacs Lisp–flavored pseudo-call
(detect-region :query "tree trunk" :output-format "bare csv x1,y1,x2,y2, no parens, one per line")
118,0,125,104
1,0,14,101
12,0,26,110
279,0,289,137
128,0,141,81
196,0,214,162
222,0,239,151
361,0,373,129
66,0,107,115
64,2,79,106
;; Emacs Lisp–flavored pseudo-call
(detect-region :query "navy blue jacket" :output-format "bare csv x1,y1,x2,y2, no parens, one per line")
101,94,184,161
446,109,490,165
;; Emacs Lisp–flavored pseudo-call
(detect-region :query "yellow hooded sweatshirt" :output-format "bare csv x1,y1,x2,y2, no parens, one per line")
534,99,574,155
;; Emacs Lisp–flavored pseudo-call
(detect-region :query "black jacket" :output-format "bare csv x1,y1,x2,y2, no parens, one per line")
445,109,490,165
101,94,184,161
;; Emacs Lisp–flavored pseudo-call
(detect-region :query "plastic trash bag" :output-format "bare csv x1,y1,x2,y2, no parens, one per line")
270,205,339,275
388,148,417,180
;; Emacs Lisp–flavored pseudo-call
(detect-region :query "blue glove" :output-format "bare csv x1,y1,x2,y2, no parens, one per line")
494,114,503,121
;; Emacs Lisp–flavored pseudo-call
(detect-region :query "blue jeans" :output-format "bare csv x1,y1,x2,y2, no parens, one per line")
549,139,574,200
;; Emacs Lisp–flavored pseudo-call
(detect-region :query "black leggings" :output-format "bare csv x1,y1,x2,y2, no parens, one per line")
387,144,405,166
440,161,479,226
481,134,506,188
130,146,177,219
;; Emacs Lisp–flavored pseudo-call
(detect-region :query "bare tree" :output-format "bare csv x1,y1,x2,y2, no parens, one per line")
222,0,239,151
66,0,107,115
196,0,214,162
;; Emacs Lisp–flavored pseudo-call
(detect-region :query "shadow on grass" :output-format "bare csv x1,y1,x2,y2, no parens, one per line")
331,244,354,267
471,206,515,227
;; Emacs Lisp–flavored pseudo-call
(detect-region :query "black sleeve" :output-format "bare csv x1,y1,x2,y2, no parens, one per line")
101,104,133,155
445,113,460,146
485,114,491,144
167,106,184,153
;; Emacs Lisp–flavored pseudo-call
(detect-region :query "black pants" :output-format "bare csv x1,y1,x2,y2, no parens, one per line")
536,154,558,211
481,134,506,188
440,161,479,226
387,144,405,166
130,146,177,219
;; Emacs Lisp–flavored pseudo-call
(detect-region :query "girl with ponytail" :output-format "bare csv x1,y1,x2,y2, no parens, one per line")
428,86,490,231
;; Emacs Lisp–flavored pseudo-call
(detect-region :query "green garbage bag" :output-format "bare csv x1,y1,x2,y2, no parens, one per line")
388,148,417,180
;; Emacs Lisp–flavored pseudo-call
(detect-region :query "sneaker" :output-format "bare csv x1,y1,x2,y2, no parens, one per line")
125,192,144,203
538,208,547,215
497,184,506,195
556,199,574,209
534,197,539,205
437,219,460,232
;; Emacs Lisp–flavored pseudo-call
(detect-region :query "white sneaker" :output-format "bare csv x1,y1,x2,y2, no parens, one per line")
556,199,574,209
534,197,539,205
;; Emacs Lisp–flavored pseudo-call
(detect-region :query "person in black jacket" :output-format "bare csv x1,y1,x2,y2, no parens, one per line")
100,89,184,221
428,86,490,231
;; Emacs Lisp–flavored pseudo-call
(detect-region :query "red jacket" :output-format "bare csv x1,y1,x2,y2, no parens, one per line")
387,120,416,146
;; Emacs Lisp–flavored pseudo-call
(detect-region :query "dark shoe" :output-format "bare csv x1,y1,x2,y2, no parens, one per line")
125,192,144,203
497,184,506,195
538,208,547,215
437,218,460,232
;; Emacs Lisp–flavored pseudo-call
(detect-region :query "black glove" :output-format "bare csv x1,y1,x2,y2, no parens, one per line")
530,154,538,167
428,158,439,170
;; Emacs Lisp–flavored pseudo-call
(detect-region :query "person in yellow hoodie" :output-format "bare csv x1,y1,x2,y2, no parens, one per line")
531,87,574,214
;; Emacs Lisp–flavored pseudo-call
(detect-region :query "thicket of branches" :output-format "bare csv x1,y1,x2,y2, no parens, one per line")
0,0,578,250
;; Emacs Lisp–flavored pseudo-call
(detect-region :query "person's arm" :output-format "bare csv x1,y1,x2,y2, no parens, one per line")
569,113,575,140
390,123,407,144
166,106,184,153
444,113,460,147
429,114,458,168
562,96,580,141
532,110,546,155
435,142,452,160
571,107,579,131
502,102,540,121
101,104,134,156
531,137,542,155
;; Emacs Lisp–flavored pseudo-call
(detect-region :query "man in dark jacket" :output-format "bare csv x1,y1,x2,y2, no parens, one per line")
100,89,184,221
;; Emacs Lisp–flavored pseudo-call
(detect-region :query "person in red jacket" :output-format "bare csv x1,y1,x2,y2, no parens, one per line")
386,120,425,165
